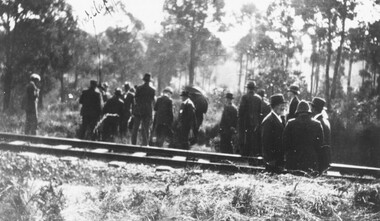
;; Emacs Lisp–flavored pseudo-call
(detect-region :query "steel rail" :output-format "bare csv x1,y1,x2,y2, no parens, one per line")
0,132,263,165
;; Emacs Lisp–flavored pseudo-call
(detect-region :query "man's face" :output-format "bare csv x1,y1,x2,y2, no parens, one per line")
274,103,287,116
181,96,187,101
287,91,294,98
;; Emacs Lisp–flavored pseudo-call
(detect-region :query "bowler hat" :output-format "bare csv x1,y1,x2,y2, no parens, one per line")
295,100,311,114
287,85,300,95
180,90,189,97
143,73,151,82
163,86,173,94
270,94,287,108
310,97,326,112
246,81,256,89
30,73,41,81
225,92,234,99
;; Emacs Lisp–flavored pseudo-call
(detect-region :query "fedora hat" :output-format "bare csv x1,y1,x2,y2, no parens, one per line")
143,73,151,82
225,92,234,99
163,86,173,94
310,97,326,112
90,80,98,87
295,100,311,114
246,81,256,90
270,94,287,108
287,85,300,95
30,73,41,81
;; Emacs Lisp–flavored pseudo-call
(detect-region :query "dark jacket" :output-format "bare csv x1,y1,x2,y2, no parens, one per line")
103,96,124,118
314,112,331,173
314,113,331,146
79,87,103,118
220,104,238,133
260,98,271,122
154,95,173,126
123,91,134,117
238,92,262,131
24,81,39,114
133,83,155,117
287,96,299,121
261,112,285,165
283,114,323,172
178,98,197,131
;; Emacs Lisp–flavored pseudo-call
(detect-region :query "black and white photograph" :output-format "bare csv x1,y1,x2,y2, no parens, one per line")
1,0,380,220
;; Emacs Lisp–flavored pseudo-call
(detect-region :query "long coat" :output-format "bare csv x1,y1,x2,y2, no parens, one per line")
238,91,262,156
283,114,323,172
261,112,285,167
314,112,331,173
133,83,155,118
154,95,174,127
178,98,197,149
79,87,103,118
287,96,299,121
24,81,39,114
219,104,238,154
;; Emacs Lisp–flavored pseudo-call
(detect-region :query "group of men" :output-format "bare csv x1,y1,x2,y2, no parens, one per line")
219,81,331,174
78,73,198,149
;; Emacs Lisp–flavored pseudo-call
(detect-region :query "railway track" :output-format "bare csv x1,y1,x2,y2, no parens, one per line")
0,132,379,181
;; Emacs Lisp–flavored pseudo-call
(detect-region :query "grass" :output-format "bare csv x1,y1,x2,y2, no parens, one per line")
0,150,380,220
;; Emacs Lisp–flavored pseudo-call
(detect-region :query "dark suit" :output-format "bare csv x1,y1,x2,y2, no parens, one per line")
287,96,299,121
24,81,39,135
261,112,285,172
102,96,124,142
238,92,262,156
178,98,197,149
79,87,103,140
283,114,324,172
132,82,155,145
219,104,238,154
314,113,331,173
153,95,174,147
121,91,134,136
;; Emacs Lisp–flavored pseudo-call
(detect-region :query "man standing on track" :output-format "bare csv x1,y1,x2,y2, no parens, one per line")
238,81,262,157
153,87,174,147
131,73,156,146
24,73,41,135
177,90,197,150
286,85,300,121
79,80,103,140
102,88,124,142
261,94,287,173
219,92,238,154
122,81,134,141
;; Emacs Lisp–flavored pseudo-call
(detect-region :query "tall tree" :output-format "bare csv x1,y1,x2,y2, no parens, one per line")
163,0,226,86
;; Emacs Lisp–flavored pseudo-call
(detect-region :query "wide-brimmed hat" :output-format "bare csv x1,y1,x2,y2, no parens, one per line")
143,73,151,82
180,90,189,97
246,81,256,90
295,100,312,114
310,97,326,112
270,94,287,108
163,86,173,94
287,85,300,95
225,92,234,99
30,73,41,81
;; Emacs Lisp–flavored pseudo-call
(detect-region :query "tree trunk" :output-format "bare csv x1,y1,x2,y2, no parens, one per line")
347,52,353,93
60,72,65,103
310,59,315,99
331,0,347,100
238,53,243,94
188,37,196,86
325,15,333,109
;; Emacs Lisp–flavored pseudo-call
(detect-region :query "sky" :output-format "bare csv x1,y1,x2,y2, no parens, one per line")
66,0,380,91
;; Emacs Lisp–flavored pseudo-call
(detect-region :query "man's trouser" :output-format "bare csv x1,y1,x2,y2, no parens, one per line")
25,112,37,135
131,115,151,146
220,131,233,154
80,115,98,140
102,116,120,142
155,124,172,147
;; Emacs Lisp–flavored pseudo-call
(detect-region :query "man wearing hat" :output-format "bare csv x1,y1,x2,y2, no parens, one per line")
102,88,124,142
24,73,41,135
177,90,197,150
311,97,331,174
286,85,300,121
121,81,135,140
79,80,104,140
152,87,174,147
238,81,262,156
219,92,238,154
261,94,287,173
283,100,324,173
132,73,156,146
257,89,271,122
100,82,111,102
